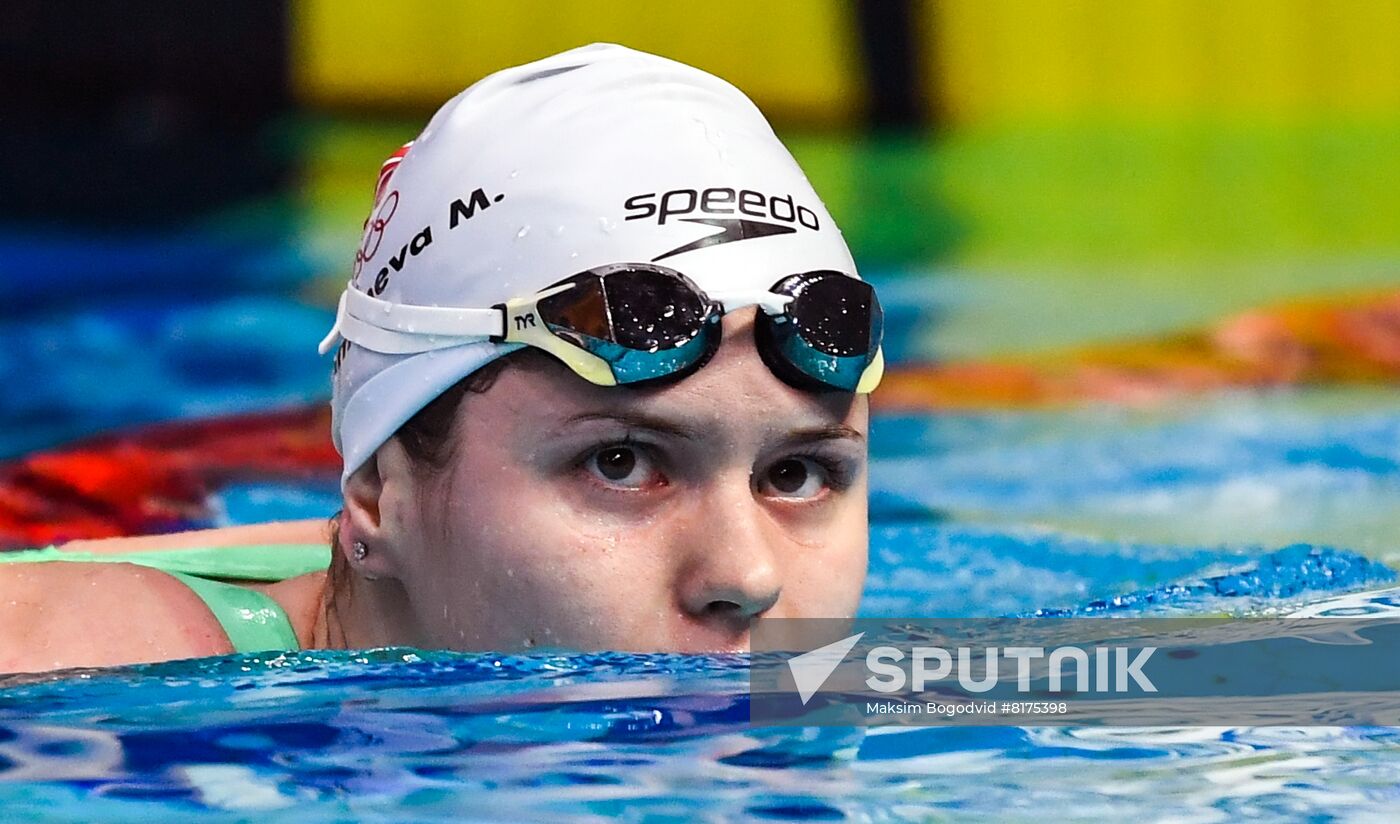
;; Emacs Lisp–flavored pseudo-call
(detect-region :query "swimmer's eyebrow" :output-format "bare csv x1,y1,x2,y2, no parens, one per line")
557,411,706,440
554,414,864,446
779,423,866,447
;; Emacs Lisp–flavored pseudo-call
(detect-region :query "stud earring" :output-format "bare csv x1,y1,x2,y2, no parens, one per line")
353,541,368,561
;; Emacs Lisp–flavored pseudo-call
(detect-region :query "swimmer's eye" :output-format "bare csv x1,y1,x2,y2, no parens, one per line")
582,443,664,490
758,455,846,500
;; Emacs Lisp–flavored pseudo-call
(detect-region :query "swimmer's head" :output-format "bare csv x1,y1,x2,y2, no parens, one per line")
323,45,871,652
327,43,865,483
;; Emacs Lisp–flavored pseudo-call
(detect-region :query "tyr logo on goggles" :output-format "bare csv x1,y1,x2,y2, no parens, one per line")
320,263,884,393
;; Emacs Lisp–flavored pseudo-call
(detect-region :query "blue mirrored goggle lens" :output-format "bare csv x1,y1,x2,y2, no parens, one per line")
560,317,721,384
761,271,882,390
537,266,719,385
778,271,883,357
605,268,711,350
765,322,875,391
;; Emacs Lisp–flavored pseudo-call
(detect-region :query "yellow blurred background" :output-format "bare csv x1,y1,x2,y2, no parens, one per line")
294,0,1400,123
289,0,1400,357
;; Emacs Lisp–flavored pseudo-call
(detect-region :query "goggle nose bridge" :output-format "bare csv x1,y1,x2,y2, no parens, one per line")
707,289,795,317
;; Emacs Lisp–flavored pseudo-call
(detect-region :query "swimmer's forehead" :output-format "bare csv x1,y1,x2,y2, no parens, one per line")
493,351,866,449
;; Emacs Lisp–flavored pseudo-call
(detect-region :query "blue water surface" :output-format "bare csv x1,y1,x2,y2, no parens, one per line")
2,527,1397,821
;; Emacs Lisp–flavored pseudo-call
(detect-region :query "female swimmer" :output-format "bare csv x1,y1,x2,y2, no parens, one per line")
0,44,883,672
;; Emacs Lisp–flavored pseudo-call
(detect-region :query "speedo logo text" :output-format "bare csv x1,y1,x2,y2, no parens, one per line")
623,187,821,230
625,187,820,261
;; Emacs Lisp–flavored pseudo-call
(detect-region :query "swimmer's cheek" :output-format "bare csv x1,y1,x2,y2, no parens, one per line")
0,562,234,674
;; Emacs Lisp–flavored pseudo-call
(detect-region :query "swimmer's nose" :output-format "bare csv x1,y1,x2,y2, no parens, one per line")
684,574,781,623
676,486,783,626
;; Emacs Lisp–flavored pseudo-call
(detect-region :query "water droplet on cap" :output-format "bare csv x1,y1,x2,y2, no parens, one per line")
516,225,531,239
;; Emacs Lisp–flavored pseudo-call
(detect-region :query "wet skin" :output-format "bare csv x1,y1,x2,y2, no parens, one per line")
335,307,871,653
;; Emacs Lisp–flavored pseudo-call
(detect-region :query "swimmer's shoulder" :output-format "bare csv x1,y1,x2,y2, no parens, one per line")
0,559,234,674
0,519,333,673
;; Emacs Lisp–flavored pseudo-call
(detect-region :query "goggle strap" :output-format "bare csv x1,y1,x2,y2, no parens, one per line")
488,302,509,343
322,281,510,355
345,283,505,338
316,291,349,355
339,311,490,354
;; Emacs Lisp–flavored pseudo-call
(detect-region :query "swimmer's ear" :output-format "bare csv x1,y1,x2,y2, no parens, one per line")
342,443,413,579
343,455,382,531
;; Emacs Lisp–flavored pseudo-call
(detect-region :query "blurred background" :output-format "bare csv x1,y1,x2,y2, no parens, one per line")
3,0,1398,559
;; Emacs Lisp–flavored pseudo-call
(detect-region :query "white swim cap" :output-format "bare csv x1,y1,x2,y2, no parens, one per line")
328,43,860,484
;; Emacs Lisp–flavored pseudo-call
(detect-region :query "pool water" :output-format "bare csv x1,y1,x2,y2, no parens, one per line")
5,127,1400,819
3,570,1399,821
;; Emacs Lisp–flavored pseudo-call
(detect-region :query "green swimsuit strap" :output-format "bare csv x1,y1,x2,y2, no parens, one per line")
0,543,332,581
0,543,331,653
164,572,303,652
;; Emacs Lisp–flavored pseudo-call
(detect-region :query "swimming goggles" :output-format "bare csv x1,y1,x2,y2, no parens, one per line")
320,263,884,393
